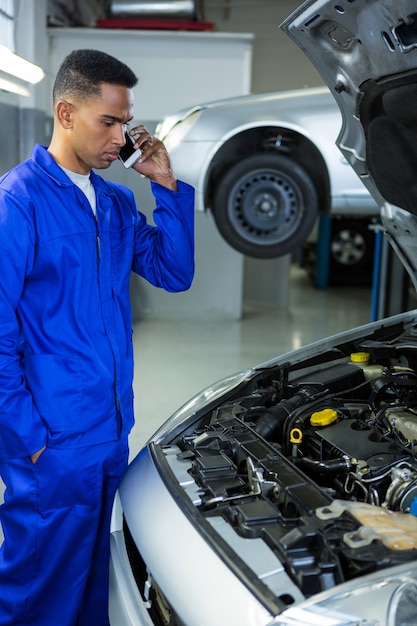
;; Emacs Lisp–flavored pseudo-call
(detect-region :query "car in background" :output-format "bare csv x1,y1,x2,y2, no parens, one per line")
109,1,417,625
155,86,379,260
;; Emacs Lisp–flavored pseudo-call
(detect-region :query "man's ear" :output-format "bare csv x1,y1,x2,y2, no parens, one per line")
56,100,75,129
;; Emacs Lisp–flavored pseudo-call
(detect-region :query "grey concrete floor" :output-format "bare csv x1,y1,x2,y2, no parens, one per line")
129,264,373,459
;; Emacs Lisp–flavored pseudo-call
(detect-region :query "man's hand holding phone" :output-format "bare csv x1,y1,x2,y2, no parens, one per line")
118,131,142,168
119,125,177,191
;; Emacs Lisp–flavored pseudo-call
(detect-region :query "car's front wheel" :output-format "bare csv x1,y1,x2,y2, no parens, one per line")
211,153,319,258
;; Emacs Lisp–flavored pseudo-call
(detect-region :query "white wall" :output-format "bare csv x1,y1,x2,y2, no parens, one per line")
48,27,253,122
203,0,324,94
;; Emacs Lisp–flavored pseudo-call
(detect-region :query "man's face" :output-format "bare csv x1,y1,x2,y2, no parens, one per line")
65,83,134,174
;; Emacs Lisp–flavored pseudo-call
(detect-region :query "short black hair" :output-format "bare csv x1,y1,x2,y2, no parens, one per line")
53,49,138,103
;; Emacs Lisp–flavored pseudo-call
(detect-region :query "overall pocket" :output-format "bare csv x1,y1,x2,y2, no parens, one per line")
24,353,83,431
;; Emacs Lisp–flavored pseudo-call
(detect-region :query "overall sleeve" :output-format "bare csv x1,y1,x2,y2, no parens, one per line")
132,180,195,292
0,189,47,459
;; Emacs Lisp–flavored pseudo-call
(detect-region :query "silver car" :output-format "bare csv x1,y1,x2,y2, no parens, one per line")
109,1,417,624
155,86,379,259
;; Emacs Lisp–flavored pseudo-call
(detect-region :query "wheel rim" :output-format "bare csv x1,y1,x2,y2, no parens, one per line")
227,167,304,245
331,229,366,265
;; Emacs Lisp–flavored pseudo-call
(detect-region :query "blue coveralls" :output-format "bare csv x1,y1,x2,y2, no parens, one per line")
0,145,195,625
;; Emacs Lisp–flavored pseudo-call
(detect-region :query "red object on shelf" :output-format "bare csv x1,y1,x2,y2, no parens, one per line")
97,18,215,31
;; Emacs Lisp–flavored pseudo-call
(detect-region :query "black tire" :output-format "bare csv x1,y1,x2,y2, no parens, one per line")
211,153,319,258
330,220,371,268
329,218,374,285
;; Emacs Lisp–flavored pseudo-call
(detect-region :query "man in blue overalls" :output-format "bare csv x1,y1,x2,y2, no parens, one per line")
0,49,195,625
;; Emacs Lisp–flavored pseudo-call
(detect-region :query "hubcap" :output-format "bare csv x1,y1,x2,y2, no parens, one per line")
331,229,366,265
229,169,303,244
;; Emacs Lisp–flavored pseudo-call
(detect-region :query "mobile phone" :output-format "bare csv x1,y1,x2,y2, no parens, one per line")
118,132,142,168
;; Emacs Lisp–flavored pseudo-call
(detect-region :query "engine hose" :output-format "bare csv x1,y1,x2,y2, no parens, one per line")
253,385,320,441
298,457,352,475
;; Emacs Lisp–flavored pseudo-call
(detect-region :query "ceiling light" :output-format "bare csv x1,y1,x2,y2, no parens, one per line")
0,45,44,84
0,76,30,97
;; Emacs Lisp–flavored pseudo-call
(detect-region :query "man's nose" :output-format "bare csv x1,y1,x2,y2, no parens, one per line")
115,125,127,146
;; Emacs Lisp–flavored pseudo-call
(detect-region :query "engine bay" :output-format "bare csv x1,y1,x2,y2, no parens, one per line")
157,318,417,601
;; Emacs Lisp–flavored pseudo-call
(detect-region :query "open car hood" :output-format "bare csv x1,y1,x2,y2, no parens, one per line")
281,0,417,288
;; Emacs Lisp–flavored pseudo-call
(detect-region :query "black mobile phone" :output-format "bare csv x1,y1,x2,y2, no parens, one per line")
118,132,142,168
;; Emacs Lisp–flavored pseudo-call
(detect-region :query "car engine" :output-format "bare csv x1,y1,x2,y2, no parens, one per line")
158,320,417,602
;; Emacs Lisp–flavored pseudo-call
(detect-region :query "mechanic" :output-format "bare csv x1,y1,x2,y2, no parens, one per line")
0,49,194,625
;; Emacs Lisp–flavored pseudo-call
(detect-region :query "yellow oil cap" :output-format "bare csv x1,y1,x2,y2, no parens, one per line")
311,408,338,427
350,352,370,363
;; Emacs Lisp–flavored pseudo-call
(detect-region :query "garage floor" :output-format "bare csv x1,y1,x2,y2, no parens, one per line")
129,263,373,459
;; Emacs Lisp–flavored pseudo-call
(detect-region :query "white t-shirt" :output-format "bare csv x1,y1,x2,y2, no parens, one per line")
61,166,97,218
